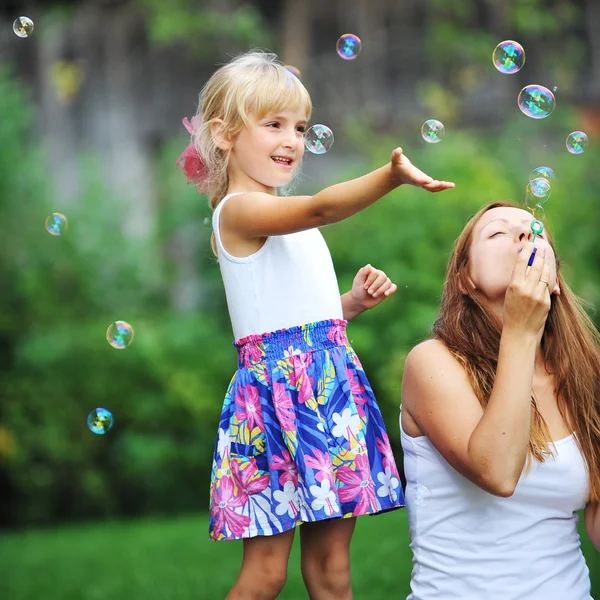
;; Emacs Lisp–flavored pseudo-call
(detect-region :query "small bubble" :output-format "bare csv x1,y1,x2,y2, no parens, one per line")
566,131,588,155
305,124,334,155
106,321,134,349
13,16,34,38
336,34,362,60
45,213,68,236
529,166,554,182
284,65,301,78
87,408,113,435
413,484,431,507
421,119,445,144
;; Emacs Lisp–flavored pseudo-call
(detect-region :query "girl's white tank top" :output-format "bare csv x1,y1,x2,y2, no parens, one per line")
212,192,343,340
400,414,592,600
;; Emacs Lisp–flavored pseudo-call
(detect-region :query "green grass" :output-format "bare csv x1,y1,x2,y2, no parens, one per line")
0,510,598,599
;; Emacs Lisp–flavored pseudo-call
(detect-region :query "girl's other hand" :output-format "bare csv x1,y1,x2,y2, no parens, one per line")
351,264,397,310
390,147,455,192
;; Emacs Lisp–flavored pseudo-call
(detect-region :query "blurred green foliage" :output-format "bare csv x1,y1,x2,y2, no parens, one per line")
1,47,599,527
137,0,273,57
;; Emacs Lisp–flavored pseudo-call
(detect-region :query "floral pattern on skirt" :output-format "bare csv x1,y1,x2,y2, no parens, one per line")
209,319,404,541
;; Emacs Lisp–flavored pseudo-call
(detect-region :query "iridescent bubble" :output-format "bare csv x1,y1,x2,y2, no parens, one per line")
414,484,432,507
529,177,552,201
421,119,445,144
13,16,34,38
87,408,113,435
305,124,334,155
517,85,556,119
566,131,588,155
284,65,301,78
336,34,362,60
529,166,554,183
492,40,525,74
45,213,68,236
106,321,134,349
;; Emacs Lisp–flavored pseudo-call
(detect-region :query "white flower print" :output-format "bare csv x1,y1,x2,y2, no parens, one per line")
284,345,302,358
377,466,400,502
331,408,361,441
273,480,300,518
217,428,230,460
309,478,339,517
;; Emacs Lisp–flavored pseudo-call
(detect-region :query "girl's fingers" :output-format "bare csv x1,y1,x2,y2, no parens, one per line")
367,273,388,295
384,282,398,297
372,277,392,297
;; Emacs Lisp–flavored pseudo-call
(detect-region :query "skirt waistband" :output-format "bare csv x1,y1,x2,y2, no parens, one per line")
234,319,349,366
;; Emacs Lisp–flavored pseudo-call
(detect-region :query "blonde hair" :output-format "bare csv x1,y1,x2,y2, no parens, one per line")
191,50,313,255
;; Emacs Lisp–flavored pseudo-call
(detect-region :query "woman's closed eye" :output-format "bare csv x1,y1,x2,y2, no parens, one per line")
490,231,506,237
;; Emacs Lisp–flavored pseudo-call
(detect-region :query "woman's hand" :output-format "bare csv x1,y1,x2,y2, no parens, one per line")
503,241,552,337
390,147,455,192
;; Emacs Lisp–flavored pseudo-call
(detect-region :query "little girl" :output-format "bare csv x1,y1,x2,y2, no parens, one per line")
177,50,454,600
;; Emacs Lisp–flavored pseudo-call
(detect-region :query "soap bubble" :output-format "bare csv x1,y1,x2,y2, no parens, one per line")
421,119,445,144
566,131,588,155
284,65,301,78
529,166,554,183
413,484,432,507
45,213,68,236
529,177,552,201
305,124,334,155
13,17,34,38
87,408,113,435
336,34,362,60
517,85,555,119
492,40,525,74
106,321,134,349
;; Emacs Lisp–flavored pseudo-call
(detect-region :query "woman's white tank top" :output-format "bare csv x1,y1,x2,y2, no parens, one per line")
400,414,592,600
212,193,343,340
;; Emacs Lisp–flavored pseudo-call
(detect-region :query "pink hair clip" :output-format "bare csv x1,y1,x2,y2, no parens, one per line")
176,116,209,186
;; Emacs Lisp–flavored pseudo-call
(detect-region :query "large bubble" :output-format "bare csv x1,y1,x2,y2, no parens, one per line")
517,85,555,119
492,40,525,74
45,213,68,236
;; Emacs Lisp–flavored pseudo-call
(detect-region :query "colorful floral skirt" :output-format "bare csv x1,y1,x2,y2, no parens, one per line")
209,319,404,541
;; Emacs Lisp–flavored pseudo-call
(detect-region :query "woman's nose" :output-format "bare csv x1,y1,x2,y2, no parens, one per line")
517,224,533,242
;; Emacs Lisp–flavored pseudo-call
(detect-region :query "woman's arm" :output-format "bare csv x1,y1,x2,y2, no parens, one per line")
585,502,600,551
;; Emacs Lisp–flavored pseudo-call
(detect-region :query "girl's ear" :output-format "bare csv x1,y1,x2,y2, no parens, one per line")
210,119,233,151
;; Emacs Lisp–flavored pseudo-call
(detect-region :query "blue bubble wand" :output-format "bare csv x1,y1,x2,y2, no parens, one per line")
527,219,544,266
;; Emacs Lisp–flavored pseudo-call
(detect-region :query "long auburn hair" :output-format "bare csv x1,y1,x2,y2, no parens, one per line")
433,201,600,501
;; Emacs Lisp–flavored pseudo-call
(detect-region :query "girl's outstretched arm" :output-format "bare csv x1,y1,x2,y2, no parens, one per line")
222,148,454,239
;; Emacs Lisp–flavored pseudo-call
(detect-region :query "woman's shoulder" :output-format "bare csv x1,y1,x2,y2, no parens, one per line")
406,338,455,364
404,338,469,388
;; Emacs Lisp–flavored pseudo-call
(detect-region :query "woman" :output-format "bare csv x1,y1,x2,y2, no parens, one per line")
401,201,600,599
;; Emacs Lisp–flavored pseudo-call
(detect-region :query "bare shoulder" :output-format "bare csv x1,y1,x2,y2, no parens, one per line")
402,337,482,438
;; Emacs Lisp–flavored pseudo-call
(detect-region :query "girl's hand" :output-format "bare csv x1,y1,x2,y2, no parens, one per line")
351,264,397,310
503,241,552,337
390,147,455,192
